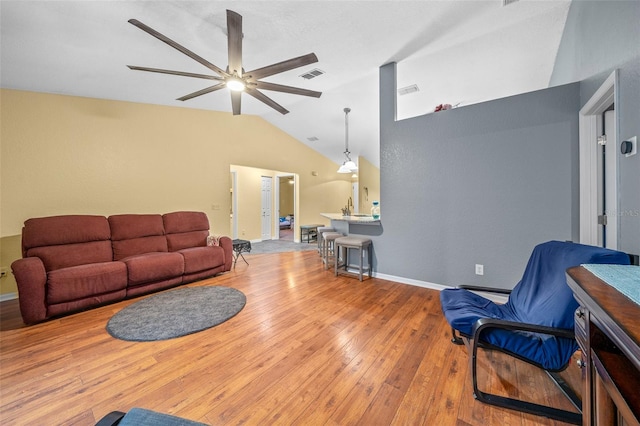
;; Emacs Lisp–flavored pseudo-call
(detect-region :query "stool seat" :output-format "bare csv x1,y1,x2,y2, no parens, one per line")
334,236,372,281
316,226,335,255
322,232,343,269
334,236,371,247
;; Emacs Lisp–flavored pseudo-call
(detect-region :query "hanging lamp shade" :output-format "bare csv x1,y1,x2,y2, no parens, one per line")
337,107,358,173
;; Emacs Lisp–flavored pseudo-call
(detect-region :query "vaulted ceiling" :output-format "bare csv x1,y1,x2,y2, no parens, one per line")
1,1,572,169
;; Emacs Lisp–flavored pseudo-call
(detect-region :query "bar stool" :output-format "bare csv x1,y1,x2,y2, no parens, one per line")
322,232,343,270
316,226,335,256
334,236,372,281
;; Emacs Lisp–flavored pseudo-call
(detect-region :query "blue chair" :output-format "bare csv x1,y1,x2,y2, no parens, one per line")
440,241,630,424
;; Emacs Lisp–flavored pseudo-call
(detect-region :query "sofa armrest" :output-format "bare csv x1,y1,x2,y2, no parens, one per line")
11,257,48,324
218,236,233,272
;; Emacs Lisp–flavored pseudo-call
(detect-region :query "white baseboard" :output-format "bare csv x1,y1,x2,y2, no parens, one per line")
0,292,18,302
0,275,509,306
373,272,509,304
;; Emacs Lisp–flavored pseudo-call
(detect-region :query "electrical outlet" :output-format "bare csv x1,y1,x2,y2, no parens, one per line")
475,264,484,276
0,267,8,278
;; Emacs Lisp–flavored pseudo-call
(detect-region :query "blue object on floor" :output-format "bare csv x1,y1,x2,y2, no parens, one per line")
439,240,630,424
96,408,208,426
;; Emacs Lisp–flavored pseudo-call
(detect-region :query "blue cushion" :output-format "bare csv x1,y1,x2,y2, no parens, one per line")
440,241,630,370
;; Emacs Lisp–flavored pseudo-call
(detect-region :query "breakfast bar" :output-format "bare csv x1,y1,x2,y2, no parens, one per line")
320,213,382,278
320,213,380,234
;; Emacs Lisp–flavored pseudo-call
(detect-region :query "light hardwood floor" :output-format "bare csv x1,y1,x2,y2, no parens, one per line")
0,250,581,425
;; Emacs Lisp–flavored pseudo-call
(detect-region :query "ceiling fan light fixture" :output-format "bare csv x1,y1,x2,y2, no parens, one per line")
127,11,321,115
226,76,246,92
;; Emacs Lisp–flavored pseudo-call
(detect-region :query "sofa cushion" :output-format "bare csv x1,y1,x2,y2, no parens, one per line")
122,252,184,286
47,262,128,305
109,214,165,240
178,246,226,274
28,241,114,271
109,214,168,260
163,211,209,234
164,212,210,252
112,236,168,261
22,215,110,253
166,231,208,251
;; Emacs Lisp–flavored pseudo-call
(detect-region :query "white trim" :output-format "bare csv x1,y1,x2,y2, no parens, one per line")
0,292,18,302
579,70,618,246
373,272,509,304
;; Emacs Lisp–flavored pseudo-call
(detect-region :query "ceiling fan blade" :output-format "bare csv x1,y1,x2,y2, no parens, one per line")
230,91,242,115
127,65,224,81
246,89,289,115
246,53,319,80
177,83,226,101
226,10,243,76
128,19,227,77
255,81,322,98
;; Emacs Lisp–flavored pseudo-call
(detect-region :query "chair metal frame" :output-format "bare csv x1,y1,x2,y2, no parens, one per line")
449,286,582,425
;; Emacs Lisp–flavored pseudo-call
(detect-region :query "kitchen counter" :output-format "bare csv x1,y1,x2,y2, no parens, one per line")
320,213,382,277
320,213,380,224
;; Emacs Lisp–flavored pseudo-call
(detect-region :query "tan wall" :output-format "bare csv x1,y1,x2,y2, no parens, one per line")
230,165,297,241
357,156,381,214
0,89,353,296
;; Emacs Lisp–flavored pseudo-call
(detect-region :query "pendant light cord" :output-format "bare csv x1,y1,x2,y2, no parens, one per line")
344,107,351,160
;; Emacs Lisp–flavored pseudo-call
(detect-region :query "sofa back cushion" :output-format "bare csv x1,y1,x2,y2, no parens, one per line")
108,214,168,260
22,215,113,271
163,211,209,251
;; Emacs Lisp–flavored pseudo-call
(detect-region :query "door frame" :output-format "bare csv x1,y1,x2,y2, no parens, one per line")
230,170,238,239
579,69,619,247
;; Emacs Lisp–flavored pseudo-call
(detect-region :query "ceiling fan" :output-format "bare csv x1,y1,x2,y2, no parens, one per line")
127,9,322,115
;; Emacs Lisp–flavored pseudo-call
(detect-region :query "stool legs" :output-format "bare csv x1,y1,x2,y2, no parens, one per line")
321,232,342,270
334,238,372,281
316,227,334,256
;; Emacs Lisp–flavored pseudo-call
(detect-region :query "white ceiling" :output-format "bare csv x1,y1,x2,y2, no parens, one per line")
1,1,572,169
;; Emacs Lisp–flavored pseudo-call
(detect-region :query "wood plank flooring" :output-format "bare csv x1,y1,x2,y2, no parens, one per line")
0,250,582,425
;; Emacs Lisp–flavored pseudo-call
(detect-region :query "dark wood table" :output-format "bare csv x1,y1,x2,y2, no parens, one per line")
566,266,640,426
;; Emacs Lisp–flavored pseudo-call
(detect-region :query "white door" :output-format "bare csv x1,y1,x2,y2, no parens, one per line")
261,176,272,241
598,109,618,249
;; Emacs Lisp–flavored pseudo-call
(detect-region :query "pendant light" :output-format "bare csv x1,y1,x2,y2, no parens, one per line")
337,107,358,173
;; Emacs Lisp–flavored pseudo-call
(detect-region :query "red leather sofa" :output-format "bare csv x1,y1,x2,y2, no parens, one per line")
11,211,233,324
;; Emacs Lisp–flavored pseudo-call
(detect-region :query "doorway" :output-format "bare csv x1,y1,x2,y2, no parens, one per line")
278,175,295,241
229,165,300,243
579,70,619,249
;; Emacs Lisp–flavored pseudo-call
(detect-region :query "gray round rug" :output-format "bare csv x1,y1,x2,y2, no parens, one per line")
106,286,246,341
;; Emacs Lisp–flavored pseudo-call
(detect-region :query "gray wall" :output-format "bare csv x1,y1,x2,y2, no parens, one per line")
550,0,640,257
373,1,640,289
378,62,580,289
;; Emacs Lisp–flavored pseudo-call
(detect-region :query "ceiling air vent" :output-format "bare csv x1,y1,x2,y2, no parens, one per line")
307,136,319,142
397,84,419,96
299,69,325,80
